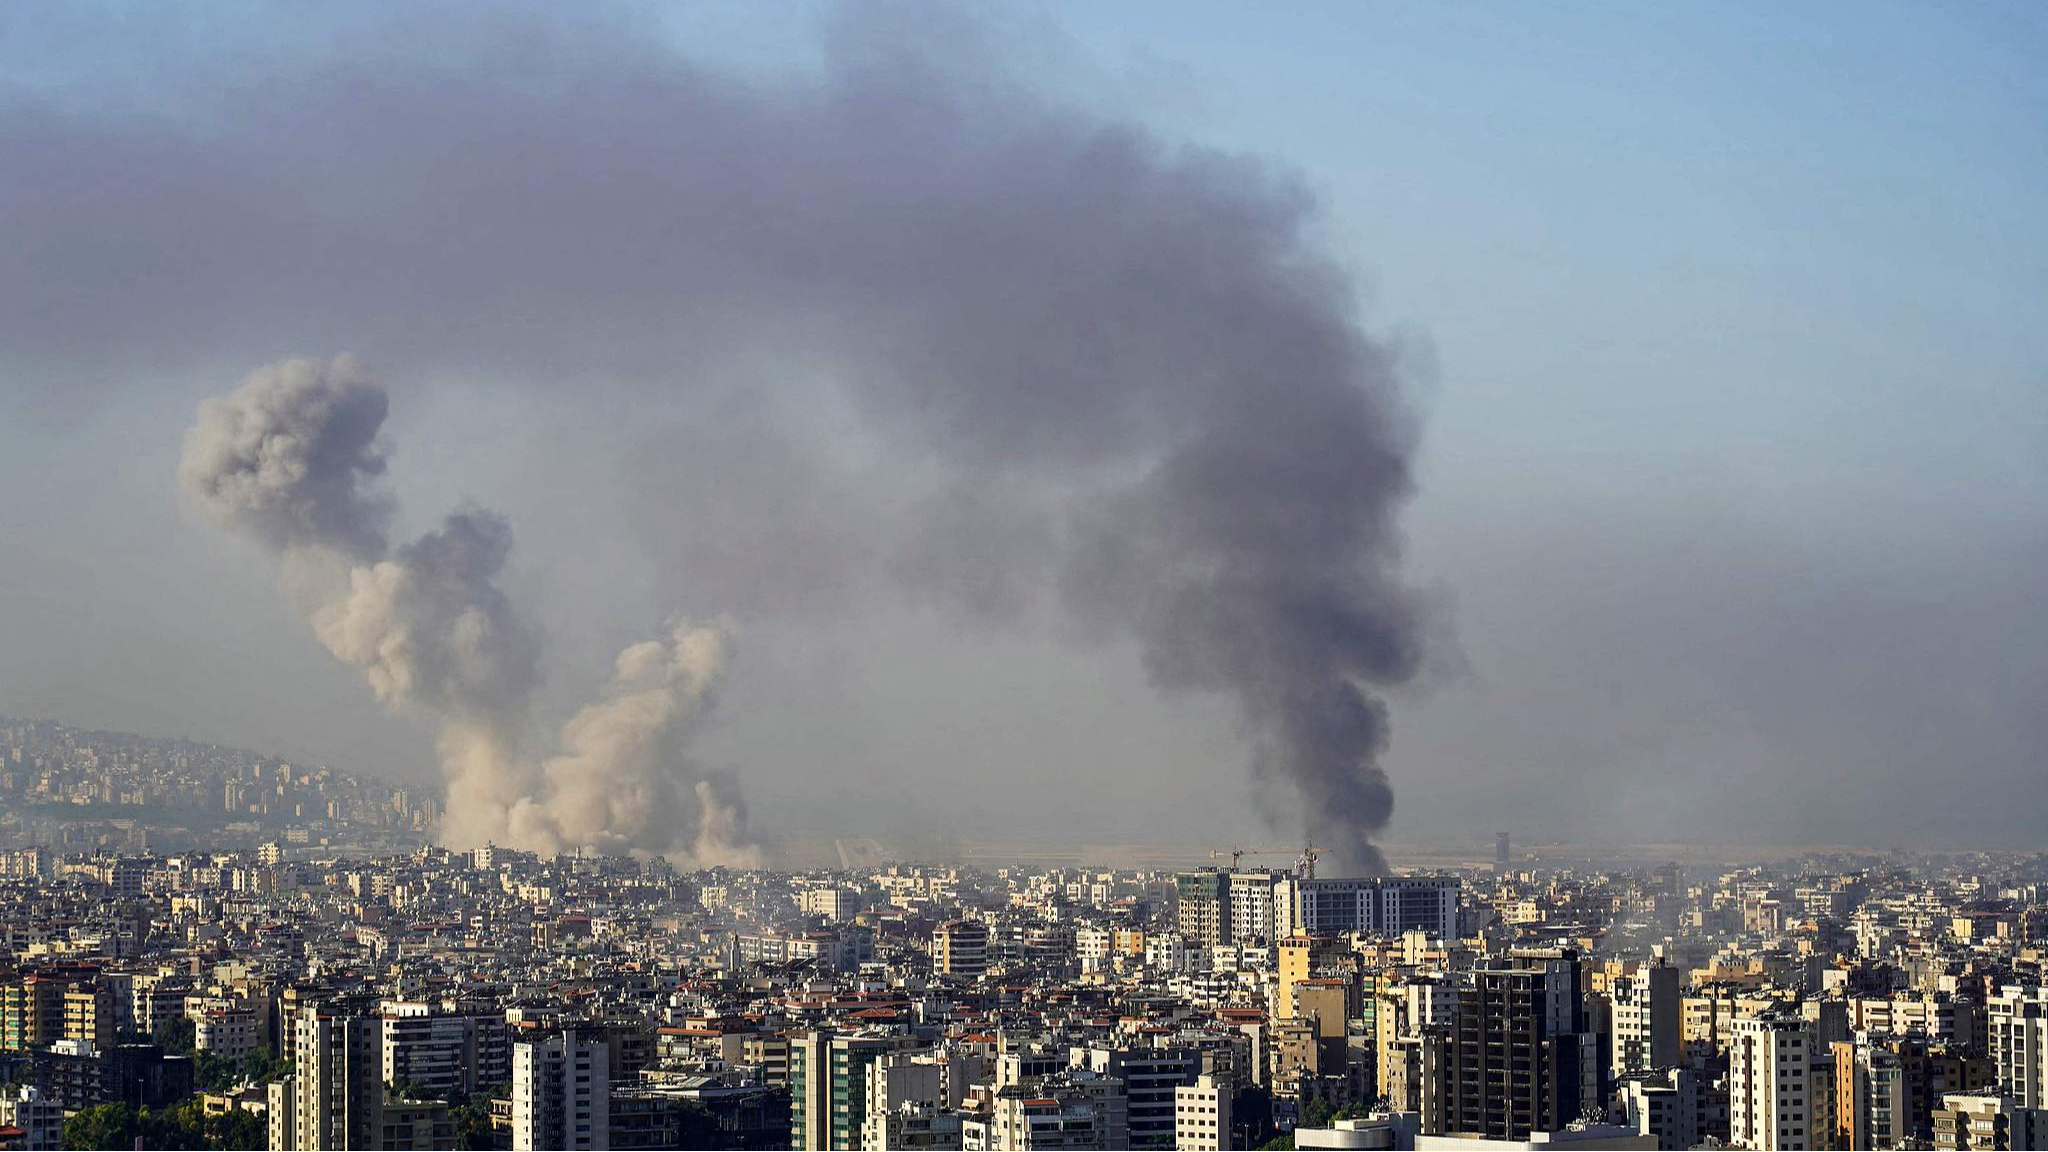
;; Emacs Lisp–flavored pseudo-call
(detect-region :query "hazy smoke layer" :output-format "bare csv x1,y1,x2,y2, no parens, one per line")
99,6,1425,872
180,357,760,865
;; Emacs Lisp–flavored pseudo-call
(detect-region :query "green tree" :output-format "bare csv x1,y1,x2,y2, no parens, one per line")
66,1098,268,1151
138,1101,208,1148
452,1085,513,1151
209,1108,265,1151
237,1049,291,1084
195,1049,241,1091
452,1098,494,1151
63,1103,139,1151
151,1016,196,1056
1257,1136,1295,1151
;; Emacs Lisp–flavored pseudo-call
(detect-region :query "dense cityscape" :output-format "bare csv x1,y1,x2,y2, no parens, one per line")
0,721,2041,1150
0,719,436,859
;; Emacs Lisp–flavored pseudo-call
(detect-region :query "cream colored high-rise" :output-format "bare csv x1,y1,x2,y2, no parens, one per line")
1728,1014,1816,1151
1990,985,2048,1108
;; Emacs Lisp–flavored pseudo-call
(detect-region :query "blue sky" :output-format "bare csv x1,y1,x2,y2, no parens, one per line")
2,2,2043,850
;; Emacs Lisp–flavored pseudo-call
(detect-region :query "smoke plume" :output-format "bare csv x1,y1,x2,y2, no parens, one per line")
180,356,760,865
107,4,1429,872
510,620,761,868
176,355,390,562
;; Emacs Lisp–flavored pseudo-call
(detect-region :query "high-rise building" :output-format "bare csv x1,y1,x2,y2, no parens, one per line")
933,920,990,979
1376,876,1461,937
1227,872,1284,944
293,1003,387,1151
790,1031,906,1151
1072,1043,1199,1150
1496,832,1511,871
1277,934,1350,1011
192,1001,259,1058
132,979,187,1039
1990,986,2048,1108
1175,871,1232,946
1284,877,1376,937
1274,876,1461,939
861,1049,944,1134
1379,1027,1450,1134
1445,949,1600,1141
381,1004,513,1101
61,986,114,1055
373,1098,458,1150
1833,1037,1911,1150
1173,1073,1234,1151
1653,861,1683,898
740,1032,792,1087
800,887,860,922
1610,962,1680,1077
1075,924,1115,974
268,1077,296,1151
611,1082,788,1150
513,1031,609,1152
1,974,78,1053
1728,1014,1817,1151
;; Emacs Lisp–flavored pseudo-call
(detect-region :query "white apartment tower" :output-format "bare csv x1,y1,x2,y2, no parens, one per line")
513,1031,610,1151
1227,872,1283,944
1990,985,2048,1108
1729,1015,1816,1151
1174,1074,1234,1151
1610,962,1681,1077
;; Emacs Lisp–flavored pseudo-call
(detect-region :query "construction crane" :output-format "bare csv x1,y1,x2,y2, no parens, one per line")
1208,848,1246,869
1210,845,1327,876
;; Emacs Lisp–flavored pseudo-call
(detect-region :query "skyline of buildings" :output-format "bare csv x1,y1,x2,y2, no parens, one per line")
5,718,2048,1151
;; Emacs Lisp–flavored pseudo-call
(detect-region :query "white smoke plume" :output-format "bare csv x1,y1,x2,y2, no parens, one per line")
510,620,763,868
180,356,761,865
306,508,544,849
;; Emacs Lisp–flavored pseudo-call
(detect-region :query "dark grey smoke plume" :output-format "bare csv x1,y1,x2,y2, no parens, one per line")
27,4,1429,872
176,356,391,561
1067,393,1420,873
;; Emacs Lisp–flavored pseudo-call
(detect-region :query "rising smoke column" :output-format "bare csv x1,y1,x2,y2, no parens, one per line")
509,619,762,868
1065,384,1420,875
180,355,761,864
112,6,1432,873
306,507,543,848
